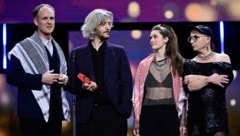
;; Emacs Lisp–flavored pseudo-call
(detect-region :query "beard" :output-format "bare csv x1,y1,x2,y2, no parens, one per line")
94,30,110,41
99,35,109,41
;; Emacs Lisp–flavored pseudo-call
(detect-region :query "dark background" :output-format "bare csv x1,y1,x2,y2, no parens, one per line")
2,22,240,70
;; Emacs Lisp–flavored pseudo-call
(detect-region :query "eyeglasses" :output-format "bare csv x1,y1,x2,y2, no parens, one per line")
188,35,206,43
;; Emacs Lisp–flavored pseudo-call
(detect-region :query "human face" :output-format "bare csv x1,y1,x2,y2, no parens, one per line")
188,30,210,52
34,6,55,39
94,17,112,40
150,30,168,52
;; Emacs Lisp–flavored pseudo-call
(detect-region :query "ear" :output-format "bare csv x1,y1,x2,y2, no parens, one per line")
206,36,211,43
163,37,169,43
33,18,38,26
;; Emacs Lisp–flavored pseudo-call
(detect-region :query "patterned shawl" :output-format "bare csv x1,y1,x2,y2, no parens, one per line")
8,31,70,122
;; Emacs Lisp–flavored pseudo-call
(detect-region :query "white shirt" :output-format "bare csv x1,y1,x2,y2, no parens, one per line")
41,37,53,56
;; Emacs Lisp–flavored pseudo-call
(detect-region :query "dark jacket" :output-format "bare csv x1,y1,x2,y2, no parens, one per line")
6,31,70,121
67,41,133,123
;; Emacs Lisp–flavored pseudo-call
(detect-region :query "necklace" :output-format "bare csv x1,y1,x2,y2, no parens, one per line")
154,58,169,71
196,52,215,61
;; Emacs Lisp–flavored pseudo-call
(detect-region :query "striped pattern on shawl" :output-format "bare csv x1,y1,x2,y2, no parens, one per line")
8,32,70,122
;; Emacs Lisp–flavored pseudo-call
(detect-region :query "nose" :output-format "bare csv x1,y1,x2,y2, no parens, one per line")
190,39,194,44
106,24,111,30
189,39,192,44
150,39,152,44
188,37,194,44
150,39,154,45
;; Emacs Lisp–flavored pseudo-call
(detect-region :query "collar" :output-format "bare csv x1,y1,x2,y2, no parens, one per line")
40,36,52,46
89,41,107,52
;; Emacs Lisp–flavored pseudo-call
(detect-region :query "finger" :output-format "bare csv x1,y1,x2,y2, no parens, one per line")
133,130,137,136
49,69,54,73
53,79,58,83
58,76,66,81
221,78,229,83
222,80,229,83
224,78,229,82
58,79,65,84
85,86,92,91
53,73,60,77
222,75,228,78
219,83,224,88
82,83,88,88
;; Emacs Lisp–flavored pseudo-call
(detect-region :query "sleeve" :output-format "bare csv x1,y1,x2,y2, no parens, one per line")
118,48,133,118
6,55,42,90
132,62,144,129
182,60,192,93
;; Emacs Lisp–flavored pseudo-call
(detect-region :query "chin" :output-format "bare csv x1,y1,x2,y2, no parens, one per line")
152,49,158,52
45,30,53,34
105,35,110,38
192,48,198,52
103,37,109,40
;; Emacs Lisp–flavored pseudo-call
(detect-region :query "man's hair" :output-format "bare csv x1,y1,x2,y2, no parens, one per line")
32,3,55,18
81,9,113,40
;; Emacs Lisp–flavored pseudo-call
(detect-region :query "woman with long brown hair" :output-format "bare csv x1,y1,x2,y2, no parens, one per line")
133,24,187,136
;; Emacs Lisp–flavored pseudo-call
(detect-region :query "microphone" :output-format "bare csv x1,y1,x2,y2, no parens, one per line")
71,51,76,93
72,51,76,63
71,51,76,136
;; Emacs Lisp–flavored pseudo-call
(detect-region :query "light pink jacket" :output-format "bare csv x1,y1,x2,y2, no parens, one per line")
133,53,186,128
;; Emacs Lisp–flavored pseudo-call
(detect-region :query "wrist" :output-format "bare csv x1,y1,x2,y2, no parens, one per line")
206,76,211,83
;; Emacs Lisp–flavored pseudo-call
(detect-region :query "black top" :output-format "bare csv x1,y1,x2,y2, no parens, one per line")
183,60,234,136
90,42,111,105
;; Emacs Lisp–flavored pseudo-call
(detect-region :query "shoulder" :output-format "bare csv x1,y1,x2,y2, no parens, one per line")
214,52,231,63
106,43,127,56
73,44,88,51
183,58,195,65
139,53,155,65
18,37,31,45
11,37,34,51
107,42,124,50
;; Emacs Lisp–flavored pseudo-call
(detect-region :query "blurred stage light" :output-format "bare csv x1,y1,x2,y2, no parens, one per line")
2,24,7,70
219,21,224,54
162,2,179,20
230,99,236,106
164,10,174,19
128,1,140,18
233,70,237,80
226,0,240,20
210,0,218,6
131,30,142,40
185,3,217,21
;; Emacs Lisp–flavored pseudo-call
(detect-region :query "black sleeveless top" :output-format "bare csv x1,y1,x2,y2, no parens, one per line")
183,60,233,136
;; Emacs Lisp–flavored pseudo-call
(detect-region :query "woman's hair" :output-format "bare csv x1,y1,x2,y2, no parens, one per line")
33,4,55,18
81,9,113,40
151,24,184,76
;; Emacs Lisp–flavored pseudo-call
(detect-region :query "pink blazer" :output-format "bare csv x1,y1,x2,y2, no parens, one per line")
133,53,187,126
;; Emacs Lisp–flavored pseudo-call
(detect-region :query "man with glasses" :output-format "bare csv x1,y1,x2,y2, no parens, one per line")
182,25,234,136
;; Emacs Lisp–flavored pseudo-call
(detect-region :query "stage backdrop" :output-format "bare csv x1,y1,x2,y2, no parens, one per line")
0,22,239,136
0,0,240,23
